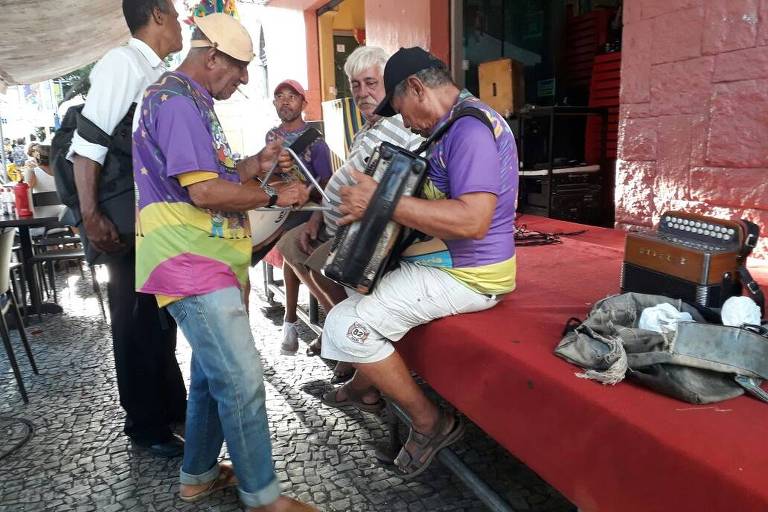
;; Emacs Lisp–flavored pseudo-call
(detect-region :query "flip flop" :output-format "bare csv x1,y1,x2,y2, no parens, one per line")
321,387,386,414
394,410,465,479
179,464,238,503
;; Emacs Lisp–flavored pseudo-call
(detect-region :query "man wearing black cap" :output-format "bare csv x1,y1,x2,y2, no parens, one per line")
319,47,519,478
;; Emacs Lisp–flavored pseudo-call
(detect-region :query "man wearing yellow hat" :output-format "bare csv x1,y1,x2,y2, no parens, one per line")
133,13,316,512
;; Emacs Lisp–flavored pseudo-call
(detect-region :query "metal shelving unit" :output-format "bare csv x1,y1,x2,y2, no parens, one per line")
514,105,609,223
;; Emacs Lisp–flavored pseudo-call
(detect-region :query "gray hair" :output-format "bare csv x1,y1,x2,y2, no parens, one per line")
393,65,454,98
344,46,389,80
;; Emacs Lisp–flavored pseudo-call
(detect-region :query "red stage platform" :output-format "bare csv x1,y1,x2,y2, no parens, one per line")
398,215,768,512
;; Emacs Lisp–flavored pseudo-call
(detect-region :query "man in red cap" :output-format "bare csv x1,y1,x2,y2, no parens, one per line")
266,80,332,189
261,79,332,354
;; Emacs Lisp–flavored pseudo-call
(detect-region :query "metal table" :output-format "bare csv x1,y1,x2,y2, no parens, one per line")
0,206,66,316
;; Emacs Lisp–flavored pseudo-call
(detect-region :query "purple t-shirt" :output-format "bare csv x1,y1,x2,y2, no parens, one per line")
157,99,222,180
265,123,333,183
409,92,518,270
134,71,251,299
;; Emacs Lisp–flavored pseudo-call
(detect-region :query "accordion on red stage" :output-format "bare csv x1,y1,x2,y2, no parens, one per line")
621,211,760,308
324,142,428,294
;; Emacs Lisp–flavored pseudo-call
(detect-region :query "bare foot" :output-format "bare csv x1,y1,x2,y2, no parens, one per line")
333,383,380,406
306,336,322,356
331,361,354,384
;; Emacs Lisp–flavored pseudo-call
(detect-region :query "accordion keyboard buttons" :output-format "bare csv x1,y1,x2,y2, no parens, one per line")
658,213,743,252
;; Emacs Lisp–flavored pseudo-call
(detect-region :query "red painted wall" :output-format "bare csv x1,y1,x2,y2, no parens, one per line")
364,0,450,63
617,0,768,260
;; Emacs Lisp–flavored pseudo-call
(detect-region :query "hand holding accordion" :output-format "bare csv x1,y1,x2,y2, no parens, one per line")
324,142,429,294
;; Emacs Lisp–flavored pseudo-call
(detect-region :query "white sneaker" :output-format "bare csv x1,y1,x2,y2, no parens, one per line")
281,321,299,355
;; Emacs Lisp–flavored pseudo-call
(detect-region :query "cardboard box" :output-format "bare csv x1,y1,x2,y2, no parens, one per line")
478,57,525,117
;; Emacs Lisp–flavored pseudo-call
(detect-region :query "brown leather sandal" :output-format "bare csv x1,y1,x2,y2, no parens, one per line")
394,410,465,479
179,463,238,503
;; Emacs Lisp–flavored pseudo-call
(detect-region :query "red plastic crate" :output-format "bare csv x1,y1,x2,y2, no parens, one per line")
585,52,621,163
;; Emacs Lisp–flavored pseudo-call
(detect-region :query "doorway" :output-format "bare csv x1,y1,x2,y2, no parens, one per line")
332,34,360,99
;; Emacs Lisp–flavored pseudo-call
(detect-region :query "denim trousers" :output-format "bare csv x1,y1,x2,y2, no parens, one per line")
167,287,280,508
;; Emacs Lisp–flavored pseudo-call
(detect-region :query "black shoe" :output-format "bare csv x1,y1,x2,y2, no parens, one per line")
133,433,184,458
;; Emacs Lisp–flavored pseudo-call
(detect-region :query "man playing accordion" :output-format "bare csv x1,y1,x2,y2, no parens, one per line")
320,47,519,478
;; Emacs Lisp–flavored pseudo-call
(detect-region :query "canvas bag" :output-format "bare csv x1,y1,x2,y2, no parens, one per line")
555,292,768,404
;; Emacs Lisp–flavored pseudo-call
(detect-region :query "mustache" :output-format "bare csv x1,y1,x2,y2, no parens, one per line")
355,95,377,106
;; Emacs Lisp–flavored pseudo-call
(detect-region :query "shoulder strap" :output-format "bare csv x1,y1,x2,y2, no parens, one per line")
738,266,765,318
414,107,495,155
736,220,764,318
76,103,137,147
738,219,759,261
396,108,497,252
75,43,148,146
76,112,111,147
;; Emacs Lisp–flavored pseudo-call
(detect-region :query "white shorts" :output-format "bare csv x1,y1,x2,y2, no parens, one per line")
321,262,499,364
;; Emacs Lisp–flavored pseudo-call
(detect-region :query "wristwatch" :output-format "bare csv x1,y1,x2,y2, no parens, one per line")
264,184,279,207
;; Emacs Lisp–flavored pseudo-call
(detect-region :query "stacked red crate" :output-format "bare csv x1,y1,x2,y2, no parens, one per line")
585,51,621,163
562,9,613,89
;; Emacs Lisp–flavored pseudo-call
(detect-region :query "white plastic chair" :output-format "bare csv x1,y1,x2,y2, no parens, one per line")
0,228,38,403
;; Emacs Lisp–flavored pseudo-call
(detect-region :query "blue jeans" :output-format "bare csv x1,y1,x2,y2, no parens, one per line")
167,287,280,508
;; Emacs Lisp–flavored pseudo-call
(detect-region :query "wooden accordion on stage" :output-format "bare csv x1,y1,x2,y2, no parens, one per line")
324,142,428,294
621,211,758,308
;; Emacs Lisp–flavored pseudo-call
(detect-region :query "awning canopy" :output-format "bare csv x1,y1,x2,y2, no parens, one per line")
0,0,130,92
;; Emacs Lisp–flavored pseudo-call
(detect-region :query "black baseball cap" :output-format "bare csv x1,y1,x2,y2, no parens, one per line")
373,47,446,117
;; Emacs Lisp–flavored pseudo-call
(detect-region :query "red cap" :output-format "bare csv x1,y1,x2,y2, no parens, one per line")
274,79,306,99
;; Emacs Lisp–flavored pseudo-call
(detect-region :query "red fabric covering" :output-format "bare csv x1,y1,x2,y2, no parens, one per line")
397,215,768,512
264,247,284,268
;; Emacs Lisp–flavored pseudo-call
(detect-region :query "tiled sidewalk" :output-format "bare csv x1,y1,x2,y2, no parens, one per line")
0,266,574,512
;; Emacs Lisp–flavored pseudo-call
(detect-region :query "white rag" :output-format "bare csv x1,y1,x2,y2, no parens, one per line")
721,296,762,327
638,303,693,334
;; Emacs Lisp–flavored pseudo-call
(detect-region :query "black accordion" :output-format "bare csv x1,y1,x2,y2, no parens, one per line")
621,211,759,308
324,142,428,294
